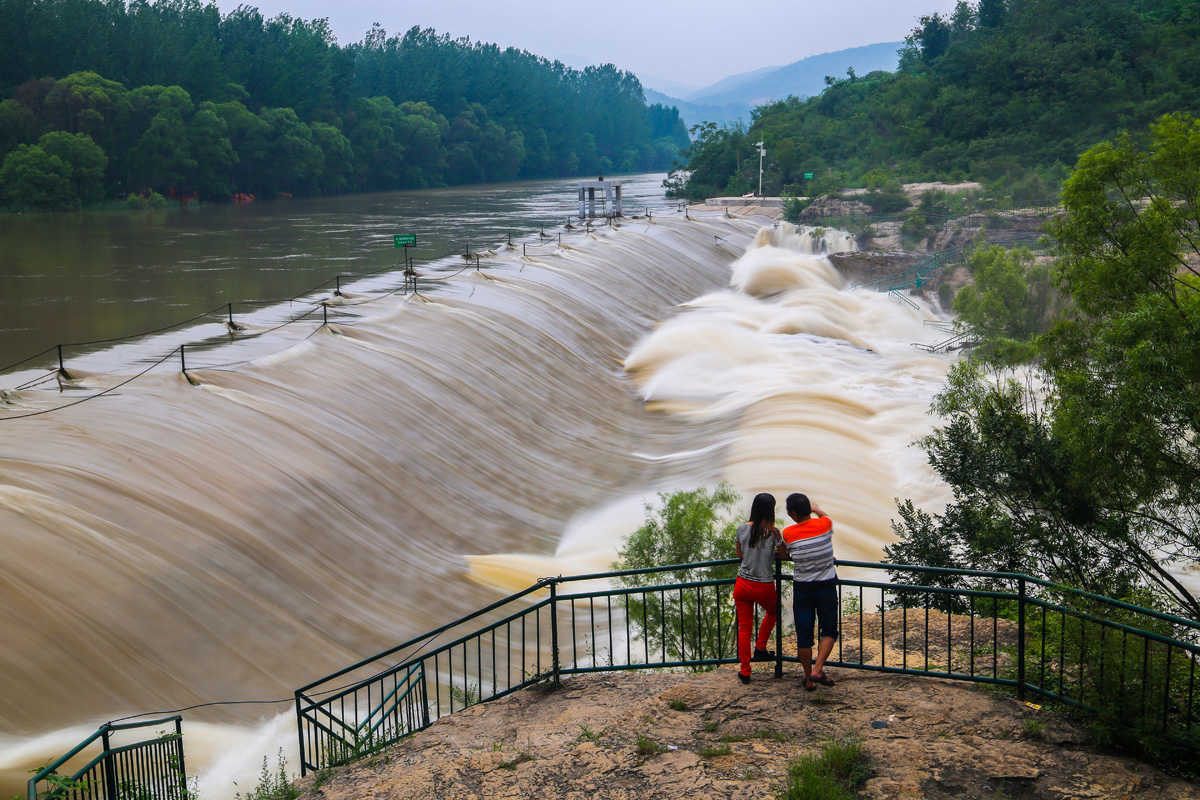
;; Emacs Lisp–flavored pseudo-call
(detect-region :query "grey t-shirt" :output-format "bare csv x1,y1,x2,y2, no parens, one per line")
735,523,783,583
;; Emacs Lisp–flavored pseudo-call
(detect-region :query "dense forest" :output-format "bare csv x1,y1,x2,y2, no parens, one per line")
674,0,1200,200
0,0,689,210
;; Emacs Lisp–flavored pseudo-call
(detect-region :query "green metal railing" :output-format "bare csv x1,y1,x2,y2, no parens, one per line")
27,716,187,800
295,560,1200,773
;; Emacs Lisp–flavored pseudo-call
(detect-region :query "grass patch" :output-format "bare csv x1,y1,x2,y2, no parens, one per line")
636,734,667,755
1022,719,1046,740
702,719,720,732
700,744,733,757
497,752,533,770
779,736,870,800
718,733,746,743
577,725,603,741
668,699,688,711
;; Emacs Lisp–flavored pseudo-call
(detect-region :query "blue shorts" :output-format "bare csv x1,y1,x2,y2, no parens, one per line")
792,583,839,649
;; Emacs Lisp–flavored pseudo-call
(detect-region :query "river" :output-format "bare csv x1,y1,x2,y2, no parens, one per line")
0,174,957,798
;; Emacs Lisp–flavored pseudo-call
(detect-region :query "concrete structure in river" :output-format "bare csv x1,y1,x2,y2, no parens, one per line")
577,179,622,218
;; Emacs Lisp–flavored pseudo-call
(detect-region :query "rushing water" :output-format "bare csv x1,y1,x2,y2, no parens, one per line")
0,177,962,798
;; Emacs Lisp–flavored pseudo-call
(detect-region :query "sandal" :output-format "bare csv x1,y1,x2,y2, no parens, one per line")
803,676,817,692
810,673,836,686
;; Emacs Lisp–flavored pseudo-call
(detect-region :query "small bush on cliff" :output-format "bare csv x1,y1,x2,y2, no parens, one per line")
613,484,740,666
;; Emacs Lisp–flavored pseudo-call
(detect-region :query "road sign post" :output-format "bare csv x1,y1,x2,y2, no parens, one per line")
393,234,416,248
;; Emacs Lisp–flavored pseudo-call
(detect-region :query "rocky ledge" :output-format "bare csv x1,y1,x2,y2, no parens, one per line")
298,665,1196,800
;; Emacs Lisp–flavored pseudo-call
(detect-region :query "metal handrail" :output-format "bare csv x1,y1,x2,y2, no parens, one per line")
295,559,1200,774
28,716,186,800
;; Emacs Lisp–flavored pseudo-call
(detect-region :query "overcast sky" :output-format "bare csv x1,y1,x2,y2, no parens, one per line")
211,0,963,92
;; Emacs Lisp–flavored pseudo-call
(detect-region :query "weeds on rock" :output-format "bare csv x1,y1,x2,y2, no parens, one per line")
236,750,299,800
497,752,534,770
779,736,870,800
635,734,667,755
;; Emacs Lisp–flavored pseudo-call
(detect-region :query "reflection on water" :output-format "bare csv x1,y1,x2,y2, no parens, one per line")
0,174,675,368
0,186,963,799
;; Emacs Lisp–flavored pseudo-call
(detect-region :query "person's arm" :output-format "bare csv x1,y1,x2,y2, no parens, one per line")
774,530,790,560
811,503,828,519
736,540,744,560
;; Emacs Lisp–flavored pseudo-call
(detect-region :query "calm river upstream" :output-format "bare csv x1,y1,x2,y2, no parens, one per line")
0,173,675,370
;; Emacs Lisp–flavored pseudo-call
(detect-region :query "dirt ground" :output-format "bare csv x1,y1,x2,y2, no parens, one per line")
297,660,1198,800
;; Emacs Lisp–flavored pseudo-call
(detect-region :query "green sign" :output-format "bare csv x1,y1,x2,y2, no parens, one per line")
803,172,814,180
393,234,416,248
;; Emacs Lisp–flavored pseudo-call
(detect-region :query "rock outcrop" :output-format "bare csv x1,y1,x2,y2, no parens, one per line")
299,665,1196,800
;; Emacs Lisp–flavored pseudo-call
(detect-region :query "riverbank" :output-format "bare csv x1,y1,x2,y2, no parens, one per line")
297,664,1197,800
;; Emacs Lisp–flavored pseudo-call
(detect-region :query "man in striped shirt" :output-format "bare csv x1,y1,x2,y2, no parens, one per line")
781,492,838,691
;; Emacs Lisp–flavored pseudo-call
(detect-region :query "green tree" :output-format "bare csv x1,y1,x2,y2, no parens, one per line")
186,104,237,196
0,143,74,209
37,131,107,204
952,245,1062,364
613,484,742,665
890,114,1200,619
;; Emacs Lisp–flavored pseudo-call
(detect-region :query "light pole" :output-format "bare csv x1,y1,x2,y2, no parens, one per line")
756,141,765,197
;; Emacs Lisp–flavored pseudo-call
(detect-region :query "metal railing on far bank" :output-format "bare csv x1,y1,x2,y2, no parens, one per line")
294,559,1200,775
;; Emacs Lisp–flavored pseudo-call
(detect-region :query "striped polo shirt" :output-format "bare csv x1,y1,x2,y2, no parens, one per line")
781,516,837,587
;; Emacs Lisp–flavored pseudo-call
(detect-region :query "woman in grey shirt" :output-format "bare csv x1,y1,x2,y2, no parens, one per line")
733,492,785,684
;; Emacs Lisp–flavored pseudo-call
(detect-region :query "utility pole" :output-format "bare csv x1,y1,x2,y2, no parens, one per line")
756,141,766,197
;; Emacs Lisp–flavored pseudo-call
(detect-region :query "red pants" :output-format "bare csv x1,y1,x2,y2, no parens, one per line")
733,576,778,676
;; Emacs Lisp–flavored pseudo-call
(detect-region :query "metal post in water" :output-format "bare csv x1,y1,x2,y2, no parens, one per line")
335,275,341,296
228,303,234,326
523,243,527,257
180,344,187,373
322,303,327,325
57,344,64,373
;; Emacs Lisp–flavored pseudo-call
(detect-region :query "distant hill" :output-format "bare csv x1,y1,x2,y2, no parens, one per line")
644,89,750,131
642,42,904,132
688,42,903,107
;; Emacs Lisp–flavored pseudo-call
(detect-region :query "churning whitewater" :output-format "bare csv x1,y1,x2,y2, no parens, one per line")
0,211,954,797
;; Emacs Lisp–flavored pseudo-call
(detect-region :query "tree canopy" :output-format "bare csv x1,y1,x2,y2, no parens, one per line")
671,0,1200,200
0,0,689,208
887,113,1200,620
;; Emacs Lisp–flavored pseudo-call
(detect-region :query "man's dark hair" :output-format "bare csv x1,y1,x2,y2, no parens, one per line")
786,492,811,519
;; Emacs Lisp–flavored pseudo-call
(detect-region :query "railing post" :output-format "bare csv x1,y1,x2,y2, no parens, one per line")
227,303,234,327
101,726,117,800
57,344,64,373
180,344,187,373
1017,577,1027,700
295,692,308,776
774,556,784,679
548,578,561,687
174,717,188,797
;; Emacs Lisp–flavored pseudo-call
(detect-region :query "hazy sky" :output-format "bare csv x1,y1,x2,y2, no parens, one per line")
212,0,963,92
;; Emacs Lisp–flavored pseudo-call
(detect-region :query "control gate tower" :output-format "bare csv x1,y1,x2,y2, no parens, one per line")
577,178,622,219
